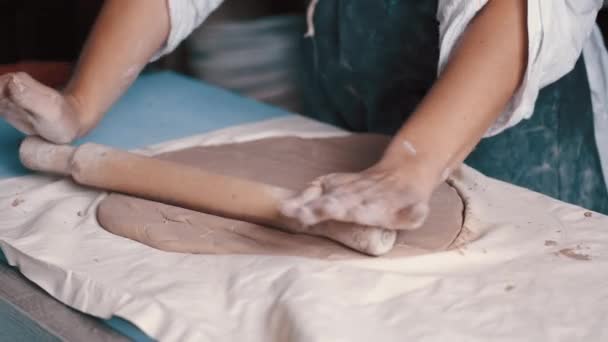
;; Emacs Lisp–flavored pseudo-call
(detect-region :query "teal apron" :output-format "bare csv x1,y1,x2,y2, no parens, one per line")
301,0,608,213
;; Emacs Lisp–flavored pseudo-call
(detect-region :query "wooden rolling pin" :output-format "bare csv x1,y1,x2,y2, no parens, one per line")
19,137,397,256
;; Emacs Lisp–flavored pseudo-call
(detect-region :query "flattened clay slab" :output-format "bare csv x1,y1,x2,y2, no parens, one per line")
97,135,464,259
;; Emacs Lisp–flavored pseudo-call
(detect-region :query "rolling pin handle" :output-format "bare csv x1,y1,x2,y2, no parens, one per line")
19,136,75,176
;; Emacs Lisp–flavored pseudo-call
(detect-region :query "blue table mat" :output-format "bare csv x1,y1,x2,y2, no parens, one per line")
0,71,291,341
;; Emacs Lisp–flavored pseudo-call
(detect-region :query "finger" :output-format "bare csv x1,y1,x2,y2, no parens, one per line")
298,190,373,228
307,220,397,256
292,206,319,226
279,180,323,217
392,202,430,230
344,201,391,228
5,113,35,135
297,195,347,226
0,74,11,96
7,73,60,117
0,98,35,134
281,173,365,225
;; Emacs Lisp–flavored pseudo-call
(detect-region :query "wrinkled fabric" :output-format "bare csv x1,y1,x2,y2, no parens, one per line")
2,117,608,342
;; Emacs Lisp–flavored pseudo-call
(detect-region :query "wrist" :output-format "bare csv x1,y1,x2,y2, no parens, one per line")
378,140,450,190
62,90,99,139
373,155,436,197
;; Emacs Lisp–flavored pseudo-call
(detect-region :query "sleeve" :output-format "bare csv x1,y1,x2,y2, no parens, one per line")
437,0,604,137
151,0,225,61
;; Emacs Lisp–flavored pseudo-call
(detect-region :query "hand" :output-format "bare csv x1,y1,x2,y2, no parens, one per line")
280,162,434,231
0,72,84,144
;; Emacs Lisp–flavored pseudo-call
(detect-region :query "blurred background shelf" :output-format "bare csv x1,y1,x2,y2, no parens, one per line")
0,0,307,112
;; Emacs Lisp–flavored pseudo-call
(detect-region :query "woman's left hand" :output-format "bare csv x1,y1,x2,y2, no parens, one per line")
279,161,435,231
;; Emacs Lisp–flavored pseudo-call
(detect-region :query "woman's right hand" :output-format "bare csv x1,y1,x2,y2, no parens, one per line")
0,72,84,144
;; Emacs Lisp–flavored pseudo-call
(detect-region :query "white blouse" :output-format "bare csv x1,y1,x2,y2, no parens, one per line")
156,0,608,188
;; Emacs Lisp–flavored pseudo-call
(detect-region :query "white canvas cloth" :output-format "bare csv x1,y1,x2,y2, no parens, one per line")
1,116,607,342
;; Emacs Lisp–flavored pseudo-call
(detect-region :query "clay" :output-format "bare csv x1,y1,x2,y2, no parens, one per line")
11,198,24,207
558,248,591,261
97,135,465,259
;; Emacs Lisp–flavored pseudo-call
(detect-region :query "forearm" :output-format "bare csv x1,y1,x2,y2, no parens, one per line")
64,0,170,136
383,0,528,187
